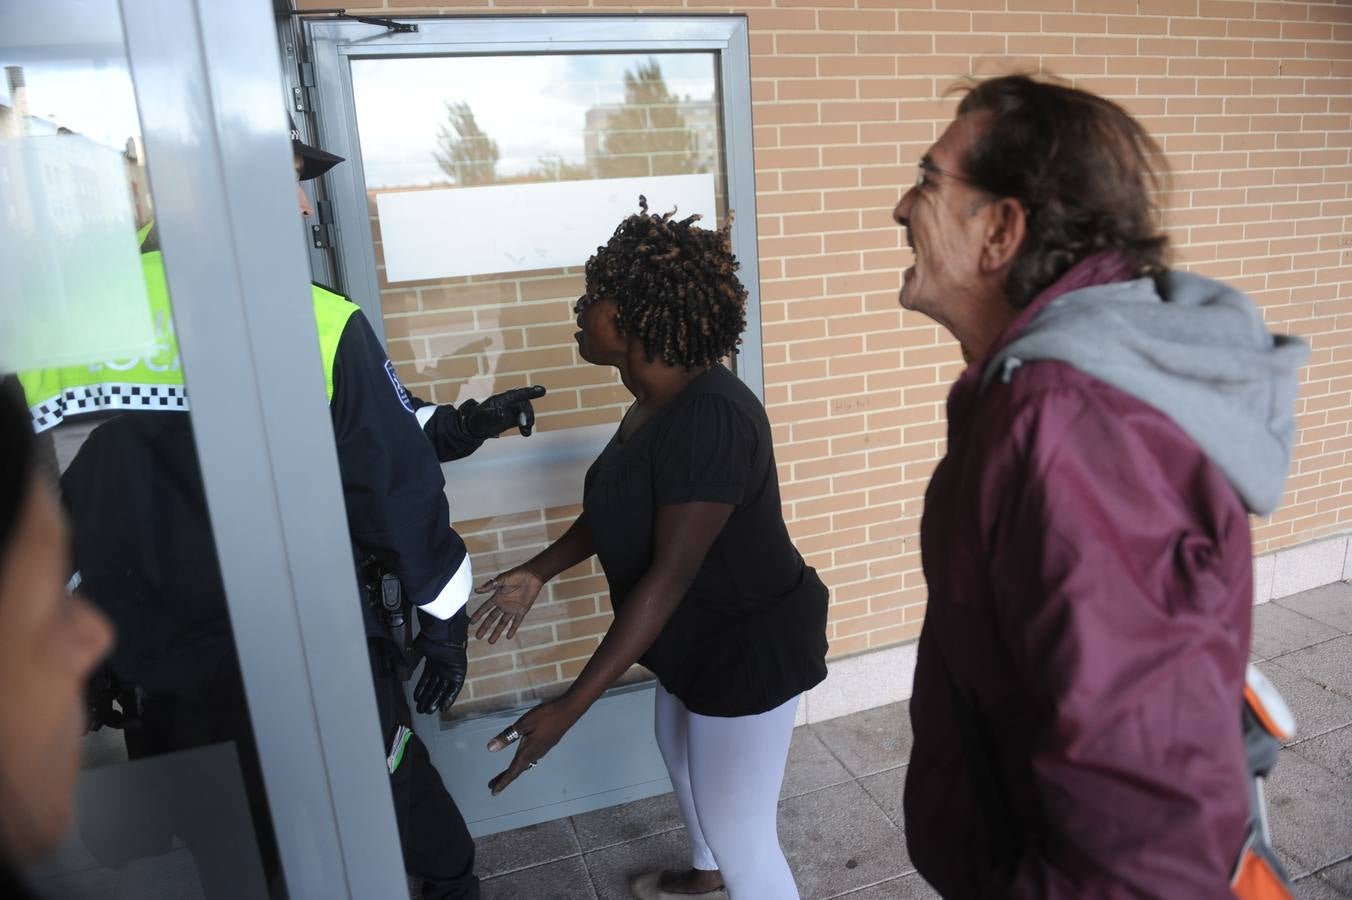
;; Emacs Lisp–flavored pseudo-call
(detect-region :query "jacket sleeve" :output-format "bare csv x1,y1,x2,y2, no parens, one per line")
331,312,470,619
985,385,1246,899
407,395,485,462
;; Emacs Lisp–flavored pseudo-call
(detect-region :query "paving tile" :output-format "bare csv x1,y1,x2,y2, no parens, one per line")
1252,602,1341,661
571,791,684,853
1266,749,1352,879
811,702,913,778
1277,583,1352,635
583,827,690,900
1291,726,1352,784
1280,848,1306,882
782,727,853,800
475,817,581,879
831,872,940,899
779,780,910,898
1273,637,1352,700
480,855,597,900
1293,874,1350,899
1312,858,1352,895
1256,662,1352,742
858,766,906,830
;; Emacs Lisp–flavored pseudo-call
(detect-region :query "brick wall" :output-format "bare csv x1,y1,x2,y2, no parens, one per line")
300,0,1352,713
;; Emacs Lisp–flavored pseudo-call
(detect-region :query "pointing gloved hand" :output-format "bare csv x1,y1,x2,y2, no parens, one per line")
413,607,469,715
458,385,547,439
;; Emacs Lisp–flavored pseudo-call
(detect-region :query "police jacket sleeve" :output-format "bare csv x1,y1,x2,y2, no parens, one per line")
407,396,484,463
331,312,471,620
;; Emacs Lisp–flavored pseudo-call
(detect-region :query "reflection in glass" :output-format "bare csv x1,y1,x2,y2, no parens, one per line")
352,53,719,190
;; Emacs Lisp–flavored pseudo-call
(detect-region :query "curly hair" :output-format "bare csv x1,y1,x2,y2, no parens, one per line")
954,74,1171,309
578,196,747,369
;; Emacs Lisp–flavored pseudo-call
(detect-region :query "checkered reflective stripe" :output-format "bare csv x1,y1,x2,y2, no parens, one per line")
29,382,190,433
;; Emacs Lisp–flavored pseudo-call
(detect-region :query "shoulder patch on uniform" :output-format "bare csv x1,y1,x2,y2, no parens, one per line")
384,360,415,414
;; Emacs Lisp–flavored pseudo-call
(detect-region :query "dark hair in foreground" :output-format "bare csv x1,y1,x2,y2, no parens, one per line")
955,74,1171,309
0,378,35,560
580,196,748,368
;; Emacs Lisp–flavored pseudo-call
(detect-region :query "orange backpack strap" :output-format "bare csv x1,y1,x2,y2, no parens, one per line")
1232,665,1297,900
1232,834,1293,900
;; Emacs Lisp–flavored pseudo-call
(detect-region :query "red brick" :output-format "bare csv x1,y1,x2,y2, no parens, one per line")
897,11,972,32
818,10,897,31
754,102,820,126
972,12,1045,32
821,100,900,123
775,33,856,55
819,56,896,77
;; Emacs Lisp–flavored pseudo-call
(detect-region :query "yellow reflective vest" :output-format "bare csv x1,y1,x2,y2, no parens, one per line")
20,235,357,432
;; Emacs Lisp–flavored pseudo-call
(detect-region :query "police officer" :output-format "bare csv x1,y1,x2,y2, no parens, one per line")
24,118,543,899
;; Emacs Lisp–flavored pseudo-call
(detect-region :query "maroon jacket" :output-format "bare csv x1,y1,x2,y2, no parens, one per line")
904,254,1305,898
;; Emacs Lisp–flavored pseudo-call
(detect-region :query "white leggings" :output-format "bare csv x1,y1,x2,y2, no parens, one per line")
653,684,801,900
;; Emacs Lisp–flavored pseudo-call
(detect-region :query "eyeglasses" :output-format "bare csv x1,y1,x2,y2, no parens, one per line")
915,157,977,191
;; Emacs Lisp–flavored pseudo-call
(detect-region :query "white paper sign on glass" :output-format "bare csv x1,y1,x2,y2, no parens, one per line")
0,134,155,371
375,173,717,283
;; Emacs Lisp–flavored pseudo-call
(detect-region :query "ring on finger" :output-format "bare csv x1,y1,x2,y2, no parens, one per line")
503,728,521,744
528,761,538,769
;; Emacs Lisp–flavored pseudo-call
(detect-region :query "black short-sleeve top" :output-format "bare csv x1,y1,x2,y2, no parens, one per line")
582,364,829,717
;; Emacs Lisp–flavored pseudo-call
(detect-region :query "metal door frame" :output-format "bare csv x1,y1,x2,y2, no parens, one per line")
120,0,407,893
300,14,762,834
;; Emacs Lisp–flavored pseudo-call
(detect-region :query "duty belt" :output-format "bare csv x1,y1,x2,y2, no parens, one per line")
360,557,413,680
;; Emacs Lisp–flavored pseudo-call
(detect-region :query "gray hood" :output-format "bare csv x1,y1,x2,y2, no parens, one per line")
982,272,1309,516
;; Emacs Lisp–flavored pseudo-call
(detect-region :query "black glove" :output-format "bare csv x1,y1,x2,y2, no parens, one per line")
413,607,469,715
458,385,547,439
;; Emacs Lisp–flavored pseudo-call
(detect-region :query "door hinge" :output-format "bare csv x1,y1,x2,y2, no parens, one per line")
292,57,316,111
311,199,336,250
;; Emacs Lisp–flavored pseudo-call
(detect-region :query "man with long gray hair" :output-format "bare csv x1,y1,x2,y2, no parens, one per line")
894,75,1308,897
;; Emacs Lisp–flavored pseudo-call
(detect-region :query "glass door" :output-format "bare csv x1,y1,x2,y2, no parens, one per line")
3,0,410,895
303,16,760,835
2,20,277,895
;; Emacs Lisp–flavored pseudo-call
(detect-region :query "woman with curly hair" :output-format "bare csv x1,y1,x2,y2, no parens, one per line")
471,199,828,899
